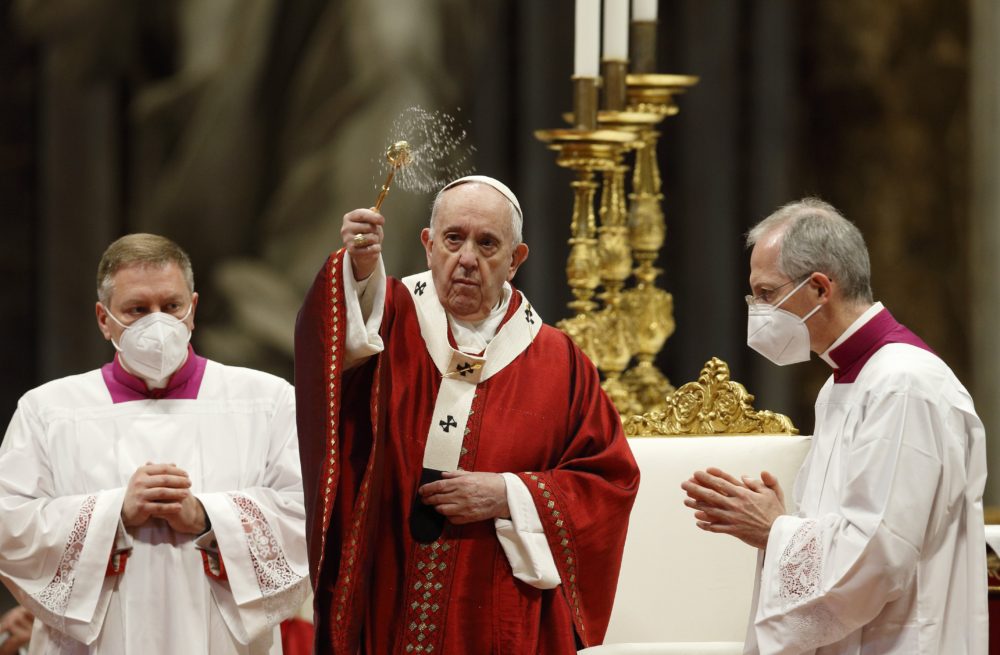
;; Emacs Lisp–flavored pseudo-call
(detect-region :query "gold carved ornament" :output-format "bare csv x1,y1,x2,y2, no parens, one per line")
623,357,797,437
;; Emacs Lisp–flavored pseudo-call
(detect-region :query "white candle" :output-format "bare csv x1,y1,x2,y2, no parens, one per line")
602,0,629,60
632,0,657,21
574,0,600,77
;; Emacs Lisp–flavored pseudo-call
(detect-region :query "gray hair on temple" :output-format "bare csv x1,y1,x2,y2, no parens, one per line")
746,197,873,304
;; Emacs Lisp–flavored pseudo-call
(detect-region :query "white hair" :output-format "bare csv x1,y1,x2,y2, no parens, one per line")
747,197,873,303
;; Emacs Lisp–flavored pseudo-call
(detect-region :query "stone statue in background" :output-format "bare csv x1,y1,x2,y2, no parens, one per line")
14,0,480,378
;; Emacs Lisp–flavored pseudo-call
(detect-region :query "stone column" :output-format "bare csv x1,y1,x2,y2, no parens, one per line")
970,0,1000,504
37,52,120,380
745,0,797,419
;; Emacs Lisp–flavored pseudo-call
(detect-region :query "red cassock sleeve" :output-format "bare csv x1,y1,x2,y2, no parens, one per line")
513,327,640,647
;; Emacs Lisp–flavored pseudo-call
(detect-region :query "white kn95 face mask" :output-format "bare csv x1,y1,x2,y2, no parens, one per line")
746,277,821,366
105,304,192,385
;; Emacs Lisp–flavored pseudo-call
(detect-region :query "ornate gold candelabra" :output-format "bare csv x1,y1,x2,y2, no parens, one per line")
616,73,697,414
536,37,700,417
534,128,634,306
535,124,637,411
590,109,663,414
536,26,796,431
540,77,633,318
593,148,637,413
536,128,635,315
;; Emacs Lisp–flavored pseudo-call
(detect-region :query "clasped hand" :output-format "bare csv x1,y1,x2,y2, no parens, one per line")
122,462,207,534
419,470,510,525
680,467,786,549
0,606,33,654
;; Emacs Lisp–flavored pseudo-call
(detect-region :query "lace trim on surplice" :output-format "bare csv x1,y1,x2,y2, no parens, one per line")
776,519,844,647
227,492,306,623
32,495,98,618
778,519,822,602
26,495,101,646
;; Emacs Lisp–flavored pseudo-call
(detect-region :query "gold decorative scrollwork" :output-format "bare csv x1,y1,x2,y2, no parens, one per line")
623,357,797,436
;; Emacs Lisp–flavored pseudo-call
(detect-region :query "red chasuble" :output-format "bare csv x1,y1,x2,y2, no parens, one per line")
295,250,640,654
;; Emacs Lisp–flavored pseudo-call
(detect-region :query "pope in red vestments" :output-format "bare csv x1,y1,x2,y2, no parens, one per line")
295,176,640,654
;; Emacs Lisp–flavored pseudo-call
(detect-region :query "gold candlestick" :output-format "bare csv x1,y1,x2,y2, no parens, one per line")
535,127,638,413
625,73,698,115
572,76,600,131
618,74,698,414
595,110,664,305
601,60,628,112
595,144,637,413
597,161,631,304
629,21,658,74
586,109,667,415
535,129,634,315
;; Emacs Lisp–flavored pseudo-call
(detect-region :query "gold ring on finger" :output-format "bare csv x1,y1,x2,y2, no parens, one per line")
353,234,366,247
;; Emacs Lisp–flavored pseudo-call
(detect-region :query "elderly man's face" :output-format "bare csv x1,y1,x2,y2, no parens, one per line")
421,183,529,322
95,261,198,343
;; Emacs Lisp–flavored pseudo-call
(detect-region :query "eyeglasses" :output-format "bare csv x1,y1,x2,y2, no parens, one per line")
744,276,809,307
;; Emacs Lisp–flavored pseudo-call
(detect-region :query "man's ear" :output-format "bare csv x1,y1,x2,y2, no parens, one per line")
95,302,113,341
188,292,199,332
810,272,833,302
420,228,433,269
507,243,529,281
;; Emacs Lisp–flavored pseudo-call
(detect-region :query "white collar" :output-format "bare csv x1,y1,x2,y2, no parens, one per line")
819,301,883,368
401,271,541,382
448,283,513,354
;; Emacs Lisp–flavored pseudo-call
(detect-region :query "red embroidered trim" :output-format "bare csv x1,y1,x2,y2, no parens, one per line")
201,549,228,580
398,388,486,653
105,551,129,577
331,357,381,636
316,250,347,586
399,538,459,654
519,472,587,643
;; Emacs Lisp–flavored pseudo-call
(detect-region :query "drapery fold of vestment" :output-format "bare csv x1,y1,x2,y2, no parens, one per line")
295,249,639,654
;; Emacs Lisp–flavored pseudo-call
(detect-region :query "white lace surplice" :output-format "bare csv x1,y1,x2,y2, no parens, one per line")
0,363,309,655
746,344,988,655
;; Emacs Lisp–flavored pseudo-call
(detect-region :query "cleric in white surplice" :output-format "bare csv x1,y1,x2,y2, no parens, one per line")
683,199,987,655
0,234,309,654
